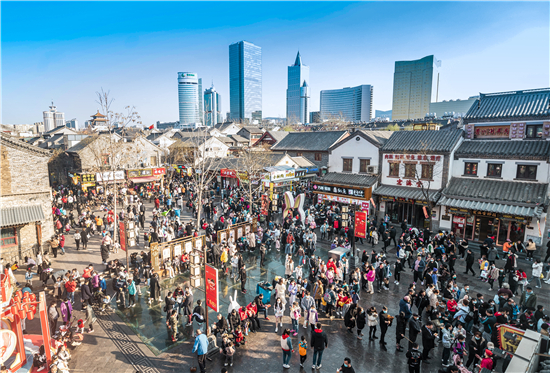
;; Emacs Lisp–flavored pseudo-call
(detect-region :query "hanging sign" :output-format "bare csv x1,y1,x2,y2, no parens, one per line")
205,264,219,312
119,222,126,252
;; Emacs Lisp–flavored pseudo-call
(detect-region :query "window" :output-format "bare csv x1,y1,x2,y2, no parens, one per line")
314,153,322,161
151,156,157,166
359,159,370,173
421,164,434,180
296,152,303,157
464,162,478,176
404,164,416,178
389,163,400,177
516,165,537,180
342,158,353,172
1,228,17,247
487,163,502,177
525,125,543,139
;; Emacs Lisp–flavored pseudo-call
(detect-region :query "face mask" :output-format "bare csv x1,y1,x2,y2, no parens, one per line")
475,337,480,340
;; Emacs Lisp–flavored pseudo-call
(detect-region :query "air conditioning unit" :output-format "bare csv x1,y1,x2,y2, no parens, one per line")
367,165,378,174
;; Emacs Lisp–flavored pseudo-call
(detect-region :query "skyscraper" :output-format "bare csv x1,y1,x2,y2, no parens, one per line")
204,84,222,127
320,85,373,122
178,72,201,126
43,102,65,132
391,55,440,120
229,41,262,124
286,52,310,124
198,78,204,125
65,118,78,129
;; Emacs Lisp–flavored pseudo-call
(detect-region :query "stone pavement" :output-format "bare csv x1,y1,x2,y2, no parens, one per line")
14,201,550,373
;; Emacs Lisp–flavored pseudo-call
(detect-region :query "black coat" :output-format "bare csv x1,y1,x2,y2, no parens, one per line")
149,276,161,300
311,329,328,350
356,311,367,330
80,283,92,301
421,326,436,349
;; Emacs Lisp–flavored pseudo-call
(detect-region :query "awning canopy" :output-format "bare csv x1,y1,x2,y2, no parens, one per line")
438,196,543,218
129,176,161,184
0,205,45,227
373,185,441,202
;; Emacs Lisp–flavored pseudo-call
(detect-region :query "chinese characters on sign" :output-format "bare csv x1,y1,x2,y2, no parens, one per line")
312,183,365,198
220,169,236,178
127,169,153,178
152,167,166,176
384,154,442,161
354,211,367,238
205,264,219,312
475,125,510,138
472,210,497,218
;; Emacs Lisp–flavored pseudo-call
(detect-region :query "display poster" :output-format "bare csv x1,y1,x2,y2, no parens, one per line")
205,264,219,312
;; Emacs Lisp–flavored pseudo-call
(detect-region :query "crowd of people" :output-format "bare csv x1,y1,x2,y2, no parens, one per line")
5,170,549,373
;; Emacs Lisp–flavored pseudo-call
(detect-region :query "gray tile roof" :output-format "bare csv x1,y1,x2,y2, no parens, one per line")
271,131,348,152
438,196,543,218
319,172,377,188
455,140,550,160
229,134,248,143
464,88,550,123
0,133,52,157
382,129,463,153
291,156,315,168
357,130,394,147
441,177,547,206
66,136,96,153
267,131,289,142
374,185,441,202
0,205,45,227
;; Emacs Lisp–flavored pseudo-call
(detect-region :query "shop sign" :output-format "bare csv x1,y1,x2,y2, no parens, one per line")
205,264,219,312
318,194,365,206
380,196,394,202
270,169,295,181
127,169,153,178
312,183,365,198
453,216,466,225
497,324,524,353
152,167,166,176
295,169,306,178
384,154,441,162
354,211,367,238
475,125,510,138
237,172,249,181
305,167,319,173
500,214,530,223
473,210,497,218
80,173,96,184
448,207,470,215
96,170,125,182
221,168,237,178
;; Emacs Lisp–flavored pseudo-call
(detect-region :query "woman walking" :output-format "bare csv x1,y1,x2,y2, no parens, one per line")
281,329,294,369
274,297,285,333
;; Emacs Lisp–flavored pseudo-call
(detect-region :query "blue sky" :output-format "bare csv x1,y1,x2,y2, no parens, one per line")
2,1,548,126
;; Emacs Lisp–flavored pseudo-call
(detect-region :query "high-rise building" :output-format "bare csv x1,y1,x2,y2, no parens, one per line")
309,111,321,123
198,78,204,125
229,41,262,124
204,84,222,127
391,55,440,120
178,72,201,126
43,102,65,132
65,118,78,129
320,85,373,122
428,96,477,118
286,52,310,124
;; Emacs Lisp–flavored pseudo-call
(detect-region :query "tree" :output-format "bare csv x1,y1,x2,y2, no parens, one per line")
233,147,273,216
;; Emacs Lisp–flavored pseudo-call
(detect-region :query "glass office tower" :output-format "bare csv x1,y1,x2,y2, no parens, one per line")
320,85,373,122
286,52,310,124
229,41,262,124
178,72,200,125
204,84,221,127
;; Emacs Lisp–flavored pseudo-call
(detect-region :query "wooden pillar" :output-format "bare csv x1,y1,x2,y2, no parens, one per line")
496,219,501,246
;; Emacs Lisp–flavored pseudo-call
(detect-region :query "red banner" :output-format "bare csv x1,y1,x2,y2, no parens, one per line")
119,222,126,252
205,264,219,312
220,168,236,178
152,167,166,176
361,201,370,212
354,211,367,238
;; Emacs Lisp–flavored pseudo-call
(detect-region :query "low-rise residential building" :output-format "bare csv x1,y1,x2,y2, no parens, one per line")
0,133,55,264
237,126,265,146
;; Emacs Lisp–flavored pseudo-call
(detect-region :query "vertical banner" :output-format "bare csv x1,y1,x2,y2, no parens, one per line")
119,222,126,252
205,264,219,312
361,201,370,214
354,211,367,238
423,206,429,219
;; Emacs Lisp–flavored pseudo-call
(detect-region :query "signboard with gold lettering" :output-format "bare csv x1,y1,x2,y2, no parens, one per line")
497,324,525,354
473,210,497,218
474,125,510,138
127,169,153,178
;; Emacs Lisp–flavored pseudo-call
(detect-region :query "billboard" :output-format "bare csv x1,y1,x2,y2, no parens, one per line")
205,264,219,312
354,211,367,238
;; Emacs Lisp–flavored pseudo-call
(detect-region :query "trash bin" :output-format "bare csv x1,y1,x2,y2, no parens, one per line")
256,281,272,303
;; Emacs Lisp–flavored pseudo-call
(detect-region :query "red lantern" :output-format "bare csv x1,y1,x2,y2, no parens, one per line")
27,310,34,320
29,293,36,302
11,304,18,316
18,308,26,319
16,290,22,299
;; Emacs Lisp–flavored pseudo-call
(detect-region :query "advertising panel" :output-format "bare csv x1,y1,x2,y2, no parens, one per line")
119,222,126,251
205,264,219,312
354,211,367,238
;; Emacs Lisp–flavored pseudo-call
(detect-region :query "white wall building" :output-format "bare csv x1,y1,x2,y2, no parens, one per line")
43,102,65,132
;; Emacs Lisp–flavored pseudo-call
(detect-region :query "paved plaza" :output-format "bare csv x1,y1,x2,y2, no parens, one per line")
15,202,550,373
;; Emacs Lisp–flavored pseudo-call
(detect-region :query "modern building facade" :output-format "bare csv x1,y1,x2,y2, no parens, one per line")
287,52,310,124
178,72,201,126
428,96,477,118
374,110,392,120
392,55,439,120
65,118,78,129
320,85,373,122
309,111,321,123
229,41,262,124
43,102,65,132
204,84,222,127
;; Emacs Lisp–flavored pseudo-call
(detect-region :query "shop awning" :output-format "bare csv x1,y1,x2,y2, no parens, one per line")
438,196,543,218
373,185,441,202
129,176,161,184
318,172,377,188
0,205,45,227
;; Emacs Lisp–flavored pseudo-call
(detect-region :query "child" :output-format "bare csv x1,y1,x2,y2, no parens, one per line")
290,302,301,336
25,268,34,285
233,325,245,347
75,319,85,334
224,341,235,367
101,294,112,312
299,335,308,368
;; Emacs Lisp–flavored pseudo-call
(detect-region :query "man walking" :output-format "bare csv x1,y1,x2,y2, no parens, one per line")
310,322,327,370
192,329,209,373
408,313,421,349
421,321,437,362
464,249,476,276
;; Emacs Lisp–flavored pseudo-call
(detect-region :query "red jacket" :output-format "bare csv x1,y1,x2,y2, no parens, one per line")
65,281,77,293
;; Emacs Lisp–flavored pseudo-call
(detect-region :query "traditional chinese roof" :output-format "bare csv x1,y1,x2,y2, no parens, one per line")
455,140,550,160
271,131,348,152
464,88,550,123
382,129,463,153
318,172,377,188
439,177,547,217
374,184,441,202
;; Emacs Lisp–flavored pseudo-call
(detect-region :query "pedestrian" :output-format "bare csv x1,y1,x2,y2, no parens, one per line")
441,323,454,367
310,322,327,370
519,286,537,312
406,343,422,373
281,329,294,369
127,278,136,308
299,335,308,368
239,265,247,294
379,306,391,350
421,321,437,362
74,230,81,251
395,311,407,352
192,329,209,373
48,301,59,334
464,249,476,276
530,259,543,288
167,309,178,342
224,341,234,367
336,357,356,373
274,297,285,333
367,306,379,341
526,239,537,261
50,236,59,258
84,303,96,333
80,229,88,250
290,301,300,336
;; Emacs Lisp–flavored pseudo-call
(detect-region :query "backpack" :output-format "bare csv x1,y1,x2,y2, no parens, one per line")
323,292,331,303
